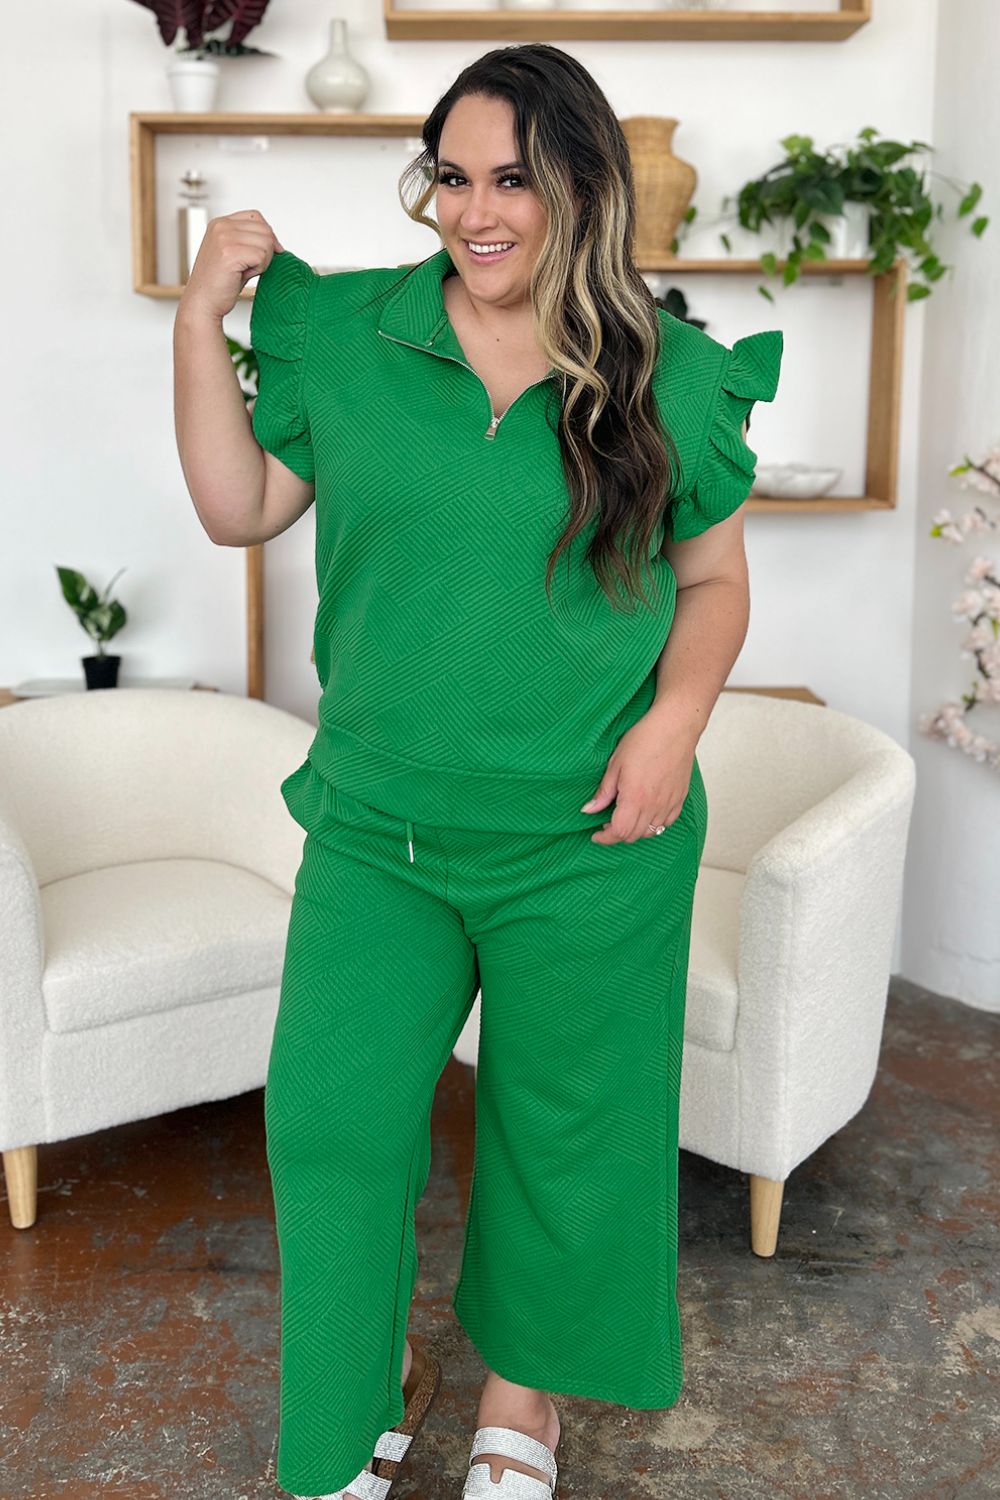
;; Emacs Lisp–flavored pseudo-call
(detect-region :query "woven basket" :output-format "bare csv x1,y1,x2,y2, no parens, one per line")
620,116,697,259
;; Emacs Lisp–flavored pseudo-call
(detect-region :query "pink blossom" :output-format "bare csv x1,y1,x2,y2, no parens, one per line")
952,590,985,618
922,437,1000,776
962,468,1000,496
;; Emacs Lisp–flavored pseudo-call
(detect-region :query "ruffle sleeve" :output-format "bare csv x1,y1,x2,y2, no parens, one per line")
667,328,783,542
248,250,317,484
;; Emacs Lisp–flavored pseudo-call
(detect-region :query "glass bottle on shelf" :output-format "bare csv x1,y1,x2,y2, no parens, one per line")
178,169,210,284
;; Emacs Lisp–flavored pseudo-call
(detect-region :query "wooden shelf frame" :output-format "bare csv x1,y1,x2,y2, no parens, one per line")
130,112,428,297
383,0,870,43
130,111,903,699
639,254,907,515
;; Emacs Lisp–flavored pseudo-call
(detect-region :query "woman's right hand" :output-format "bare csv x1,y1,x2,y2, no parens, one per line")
178,209,285,321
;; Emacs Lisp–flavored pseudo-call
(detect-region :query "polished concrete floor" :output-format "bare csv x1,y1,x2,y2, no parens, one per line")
2,977,997,1500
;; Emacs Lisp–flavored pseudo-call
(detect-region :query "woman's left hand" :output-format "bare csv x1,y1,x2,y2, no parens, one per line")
580,702,701,845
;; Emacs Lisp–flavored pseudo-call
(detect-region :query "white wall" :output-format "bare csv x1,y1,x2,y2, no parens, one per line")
902,0,1000,1013
6,0,993,1007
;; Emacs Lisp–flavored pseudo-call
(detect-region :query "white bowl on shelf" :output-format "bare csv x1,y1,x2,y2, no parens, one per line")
751,463,843,499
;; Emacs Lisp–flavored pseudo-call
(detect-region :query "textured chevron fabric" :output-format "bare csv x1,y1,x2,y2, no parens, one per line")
265,757,708,1494
249,245,782,833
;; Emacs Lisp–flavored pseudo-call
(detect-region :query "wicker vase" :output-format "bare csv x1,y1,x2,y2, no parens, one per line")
620,117,697,259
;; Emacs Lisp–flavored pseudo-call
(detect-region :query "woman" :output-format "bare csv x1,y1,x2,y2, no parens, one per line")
174,41,782,1500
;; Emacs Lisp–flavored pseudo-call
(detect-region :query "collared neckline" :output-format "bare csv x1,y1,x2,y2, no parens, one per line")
377,244,465,357
376,243,560,381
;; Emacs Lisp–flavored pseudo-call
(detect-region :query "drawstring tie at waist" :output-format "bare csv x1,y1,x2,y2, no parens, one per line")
405,819,414,864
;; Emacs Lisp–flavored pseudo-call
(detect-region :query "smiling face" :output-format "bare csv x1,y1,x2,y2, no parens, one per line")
435,92,548,312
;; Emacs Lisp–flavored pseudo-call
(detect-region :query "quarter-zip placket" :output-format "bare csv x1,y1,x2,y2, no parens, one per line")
377,326,558,441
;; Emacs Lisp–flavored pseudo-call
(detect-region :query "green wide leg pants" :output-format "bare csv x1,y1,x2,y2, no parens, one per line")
265,755,707,1497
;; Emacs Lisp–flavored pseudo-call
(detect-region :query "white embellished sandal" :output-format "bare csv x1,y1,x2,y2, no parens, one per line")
461,1425,559,1499
293,1338,441,1500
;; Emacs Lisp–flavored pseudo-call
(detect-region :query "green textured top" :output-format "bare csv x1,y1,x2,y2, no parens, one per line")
249,245,783,832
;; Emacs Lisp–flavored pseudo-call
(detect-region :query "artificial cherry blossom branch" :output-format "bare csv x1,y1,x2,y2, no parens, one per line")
918,443,1000,771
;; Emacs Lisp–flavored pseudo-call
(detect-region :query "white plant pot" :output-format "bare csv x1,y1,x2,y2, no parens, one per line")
771,201,872,262
166,56,220,113
821,201,873,259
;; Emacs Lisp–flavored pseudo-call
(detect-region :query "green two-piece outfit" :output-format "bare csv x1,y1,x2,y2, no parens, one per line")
250,244,782,1497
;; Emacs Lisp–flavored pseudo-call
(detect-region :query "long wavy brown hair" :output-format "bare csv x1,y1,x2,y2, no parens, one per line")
368,43,683,613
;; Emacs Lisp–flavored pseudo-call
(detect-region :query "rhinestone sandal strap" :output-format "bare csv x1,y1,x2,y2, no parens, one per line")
462,1460,555,1500
372,1428,412,1462
469,1426,557,1485
294,1466,395,1500
340,1467,393,1500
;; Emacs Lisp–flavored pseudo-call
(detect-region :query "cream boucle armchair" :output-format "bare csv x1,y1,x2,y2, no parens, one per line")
451,691,917,1257
0,688,314,1230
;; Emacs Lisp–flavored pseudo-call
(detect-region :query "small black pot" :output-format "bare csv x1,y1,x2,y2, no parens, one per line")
82,654,121,689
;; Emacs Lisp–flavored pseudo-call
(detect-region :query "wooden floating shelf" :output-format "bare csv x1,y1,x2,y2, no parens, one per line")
635,256,889,275
383,0,870,42
747,496,895,512
131,110,424,136
141,255,891,299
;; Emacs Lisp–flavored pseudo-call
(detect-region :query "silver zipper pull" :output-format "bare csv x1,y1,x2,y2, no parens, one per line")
484,414,501,440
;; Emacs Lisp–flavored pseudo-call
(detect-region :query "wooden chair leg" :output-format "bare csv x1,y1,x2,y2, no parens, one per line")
3,1145,38,1229
749,1173,784,1257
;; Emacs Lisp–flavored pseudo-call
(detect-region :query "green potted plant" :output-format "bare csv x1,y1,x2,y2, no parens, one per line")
128,0,277,111
228,334,259,405
674,127,988,304
647,284,707,330
56,566,128,690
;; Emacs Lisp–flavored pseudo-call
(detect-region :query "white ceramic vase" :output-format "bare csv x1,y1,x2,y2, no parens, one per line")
306,18,370,113
166,55,220,112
